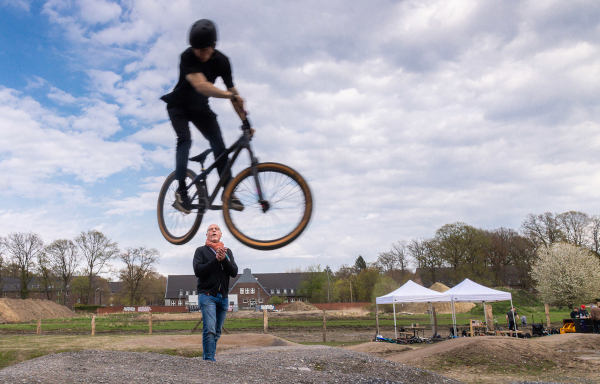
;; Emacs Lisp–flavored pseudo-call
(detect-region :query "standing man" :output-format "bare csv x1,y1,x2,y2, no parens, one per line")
193,224,238,361
506,307,519,336
590,304,600,334
161,19,252,213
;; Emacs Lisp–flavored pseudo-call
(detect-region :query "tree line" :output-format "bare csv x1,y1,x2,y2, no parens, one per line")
0,230,164,306
297,211,600,303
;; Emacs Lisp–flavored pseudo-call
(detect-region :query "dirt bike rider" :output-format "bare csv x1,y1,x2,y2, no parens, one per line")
161,19,252,213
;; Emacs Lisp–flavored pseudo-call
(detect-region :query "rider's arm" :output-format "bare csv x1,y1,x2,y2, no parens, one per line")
227,87,247,121
186,73,234,99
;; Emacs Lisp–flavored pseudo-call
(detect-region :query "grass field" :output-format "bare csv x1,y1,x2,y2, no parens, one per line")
0,308,572,335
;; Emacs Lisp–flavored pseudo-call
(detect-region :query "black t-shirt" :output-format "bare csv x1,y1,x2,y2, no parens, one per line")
161,48,234,111
507,311,518,322
570,310,579,318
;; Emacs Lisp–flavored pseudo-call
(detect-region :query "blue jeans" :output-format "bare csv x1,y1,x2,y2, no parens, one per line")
200,293,229,361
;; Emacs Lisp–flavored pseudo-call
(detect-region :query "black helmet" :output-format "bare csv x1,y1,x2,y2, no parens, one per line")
189,19,217,49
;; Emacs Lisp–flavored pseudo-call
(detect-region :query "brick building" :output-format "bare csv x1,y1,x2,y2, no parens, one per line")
165,268,313,308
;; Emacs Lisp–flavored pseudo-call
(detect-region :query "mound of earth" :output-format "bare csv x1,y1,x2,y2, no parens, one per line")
0,347,461,384
385,333,600,372
282,301,318,311
395,283,474,314
0,298,75,323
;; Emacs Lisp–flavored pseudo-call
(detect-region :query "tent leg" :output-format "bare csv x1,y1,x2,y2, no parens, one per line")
483,301,488,332
393,302,397,339
376,303,379,336
452,300,457,337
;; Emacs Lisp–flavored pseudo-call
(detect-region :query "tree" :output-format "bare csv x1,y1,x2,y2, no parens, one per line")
371,274,399,313
36,250,54,300
377,241,411,282
409,238,444,285
118,247,160,305
140,273,167,306
589,215,600,257
353,267,379,302
75,230,119,304
435,223,489,283
520,212,563,249
269,295,284,305
531,243,600,307
354,256,367,272
4,232,43,299
298,265,327,303
557,211,590,247
46,239,80,305
0,237,5,293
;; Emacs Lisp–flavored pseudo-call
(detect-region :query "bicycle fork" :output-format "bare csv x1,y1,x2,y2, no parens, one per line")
247,146,269,213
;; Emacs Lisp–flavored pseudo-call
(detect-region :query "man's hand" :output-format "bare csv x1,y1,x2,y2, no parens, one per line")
216,247,228,261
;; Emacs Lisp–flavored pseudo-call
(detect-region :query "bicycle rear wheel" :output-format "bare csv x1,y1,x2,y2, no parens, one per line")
157,169,204,245
222,163,313,250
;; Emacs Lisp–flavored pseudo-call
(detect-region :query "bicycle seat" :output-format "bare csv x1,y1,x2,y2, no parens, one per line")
190,149,212,164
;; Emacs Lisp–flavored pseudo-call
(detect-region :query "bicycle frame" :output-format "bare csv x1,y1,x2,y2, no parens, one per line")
186,131,265,212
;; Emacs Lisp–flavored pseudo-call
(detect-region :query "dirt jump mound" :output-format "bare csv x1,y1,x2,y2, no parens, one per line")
0,298,75,323
282,301,318,311
398,283,475,314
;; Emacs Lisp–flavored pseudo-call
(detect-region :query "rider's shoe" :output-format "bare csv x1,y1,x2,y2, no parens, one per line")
228,194,244,211
174,190,193,214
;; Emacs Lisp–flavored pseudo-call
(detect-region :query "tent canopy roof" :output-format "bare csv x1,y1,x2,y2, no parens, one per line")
445,278,512,302
376,280,451,304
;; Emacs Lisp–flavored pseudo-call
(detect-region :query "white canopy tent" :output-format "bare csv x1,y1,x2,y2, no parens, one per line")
445,278,513,335
375,280,452,338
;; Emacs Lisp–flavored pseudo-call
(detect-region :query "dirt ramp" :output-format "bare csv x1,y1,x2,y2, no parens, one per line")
0,298,75,323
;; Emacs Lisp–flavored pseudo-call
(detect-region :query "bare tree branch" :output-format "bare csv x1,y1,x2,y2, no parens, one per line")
75,230,119,304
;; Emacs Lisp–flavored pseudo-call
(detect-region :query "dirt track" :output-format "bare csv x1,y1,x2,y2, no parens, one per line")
347,333,600,384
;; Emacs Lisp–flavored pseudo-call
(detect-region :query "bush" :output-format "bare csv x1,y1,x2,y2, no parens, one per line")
73,304,103,313
268,296,284,305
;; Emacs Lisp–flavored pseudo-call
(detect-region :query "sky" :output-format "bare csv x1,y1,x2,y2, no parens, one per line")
1,0,599,278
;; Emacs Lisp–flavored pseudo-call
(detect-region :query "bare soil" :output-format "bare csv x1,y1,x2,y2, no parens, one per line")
0,299,75,323
347,333,600,384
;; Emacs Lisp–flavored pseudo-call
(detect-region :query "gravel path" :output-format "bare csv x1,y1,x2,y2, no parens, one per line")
0,346,462,384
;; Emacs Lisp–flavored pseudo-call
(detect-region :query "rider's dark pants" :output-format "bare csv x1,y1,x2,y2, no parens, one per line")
167,106,231,191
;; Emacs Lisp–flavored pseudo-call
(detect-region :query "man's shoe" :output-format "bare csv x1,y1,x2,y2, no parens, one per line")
174,190,193,214
228,194,244,211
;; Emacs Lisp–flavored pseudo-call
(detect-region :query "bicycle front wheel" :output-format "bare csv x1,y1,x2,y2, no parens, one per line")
222,163,313,250
157,169,203,245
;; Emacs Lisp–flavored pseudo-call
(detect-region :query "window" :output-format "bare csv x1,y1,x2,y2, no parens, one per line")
283,289,287,294
290,289,294,294
77,298,81,303
284,298,288,303
65,298,68,303
251,288,255,294
259,299,263,303
66,291,68,296
193,291,196,295
291,298,295,302
270,289,274,294
240,288,244,294
243,299,248,303
178,300,183,305
245,288,250,294
186,291,189,295
276,289,280,294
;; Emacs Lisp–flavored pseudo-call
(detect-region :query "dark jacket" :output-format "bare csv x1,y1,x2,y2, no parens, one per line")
193,245,238,297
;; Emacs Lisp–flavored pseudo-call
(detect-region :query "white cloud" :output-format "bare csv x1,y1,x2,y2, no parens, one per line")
78,0,121,25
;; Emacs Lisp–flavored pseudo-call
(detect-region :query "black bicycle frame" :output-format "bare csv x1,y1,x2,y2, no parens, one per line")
187,131,263,211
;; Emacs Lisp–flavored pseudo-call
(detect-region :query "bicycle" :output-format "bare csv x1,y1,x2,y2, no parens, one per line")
157,128,313,250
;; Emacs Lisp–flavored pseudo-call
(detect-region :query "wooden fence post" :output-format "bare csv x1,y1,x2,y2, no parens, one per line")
322,310,327,342
485,303,494,331
36,319,41,336
545,303,551,328
91,315,96,336
149,312,153,335
263,309,268,333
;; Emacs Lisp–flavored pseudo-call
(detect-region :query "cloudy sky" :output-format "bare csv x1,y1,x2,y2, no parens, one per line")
1,0,599,277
